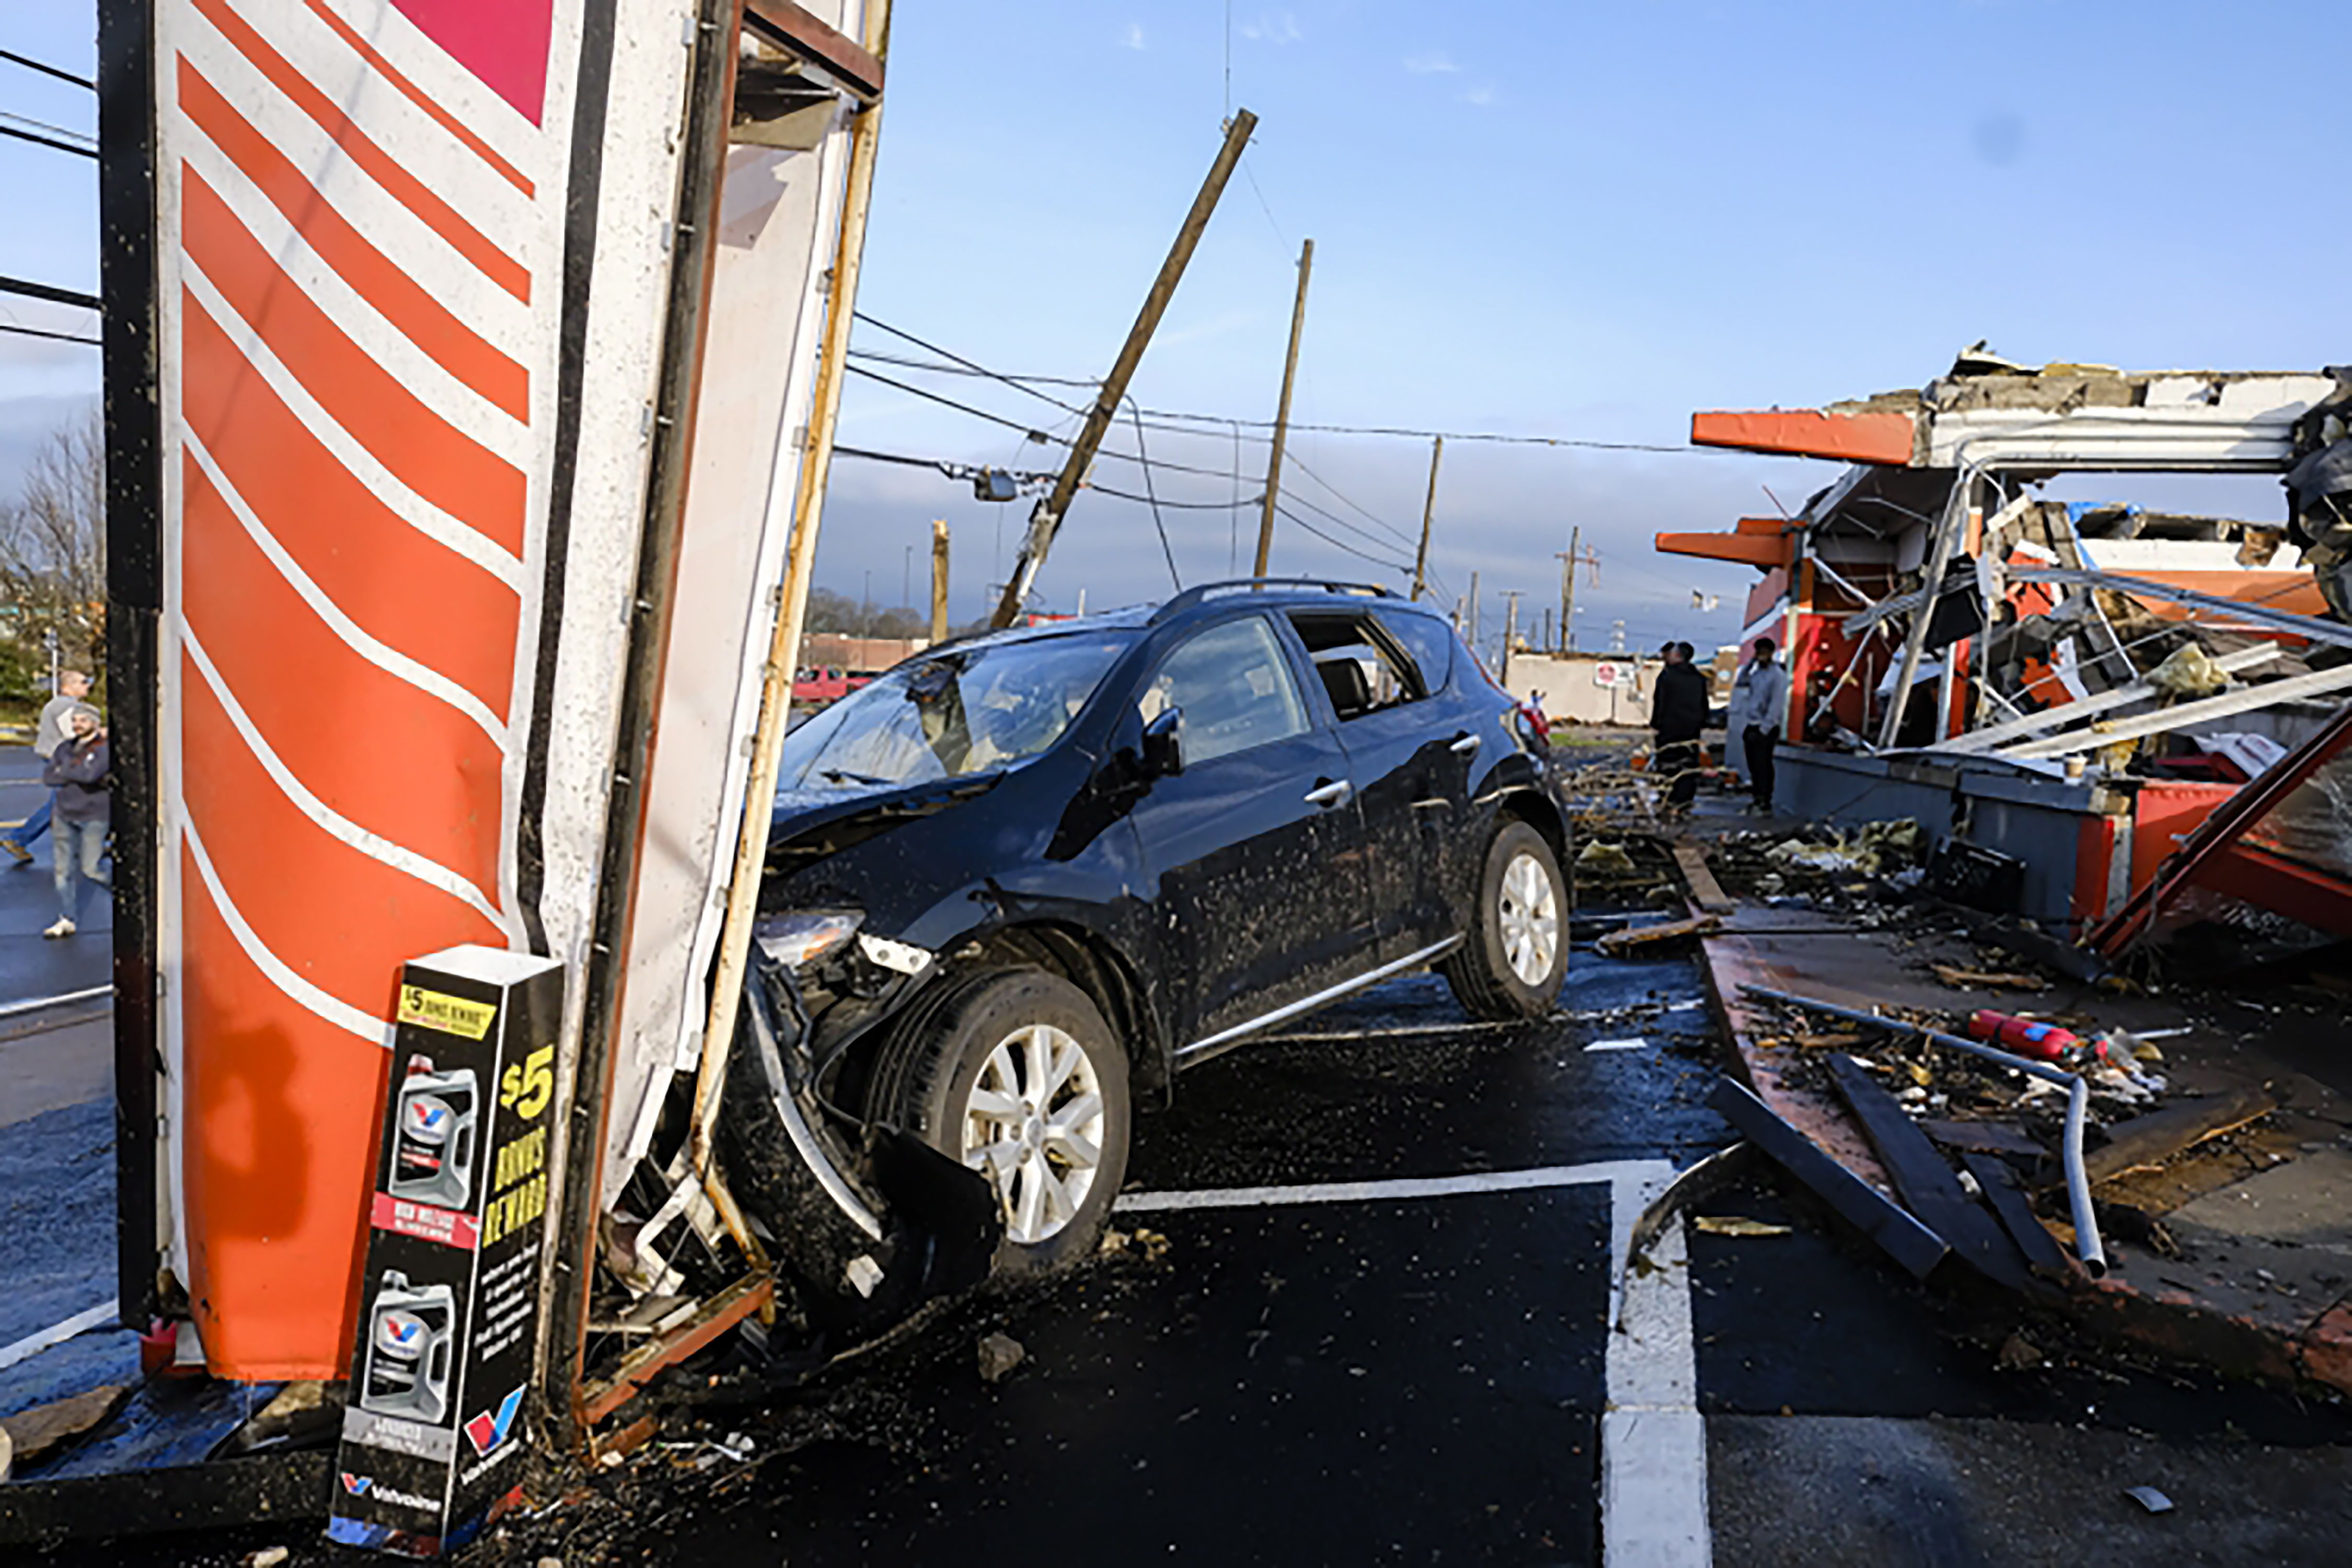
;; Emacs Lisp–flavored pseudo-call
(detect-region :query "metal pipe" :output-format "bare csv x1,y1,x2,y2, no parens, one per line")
1738,983,2105,1277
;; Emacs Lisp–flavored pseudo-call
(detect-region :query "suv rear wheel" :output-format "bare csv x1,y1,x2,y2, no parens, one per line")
868,969,1131,1275
1443,820,1568,1020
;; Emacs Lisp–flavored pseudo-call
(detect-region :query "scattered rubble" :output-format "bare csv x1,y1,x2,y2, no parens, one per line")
976,1331,1025,1383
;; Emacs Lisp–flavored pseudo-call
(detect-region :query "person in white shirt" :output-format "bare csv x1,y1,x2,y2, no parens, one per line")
1739,639,1788,814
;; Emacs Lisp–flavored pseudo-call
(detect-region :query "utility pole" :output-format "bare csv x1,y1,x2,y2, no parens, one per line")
992,110,1258,628
1411,435,1442,601
1253,236,1315,578
1501,591,1520,686
1559,526,1579,653
1451,596,1465,632
929,519,950,643
1467,571,1481,662
902,544,912,616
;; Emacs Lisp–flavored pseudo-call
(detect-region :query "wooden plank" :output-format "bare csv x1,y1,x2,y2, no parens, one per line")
1920,1120,2047,1161
2084,1087,2276,1185
1961,1150,2072,1281
1706,1077,1949,1280
1596,914,1721,956
1673,845,1736,916
1824,1054,2034,1294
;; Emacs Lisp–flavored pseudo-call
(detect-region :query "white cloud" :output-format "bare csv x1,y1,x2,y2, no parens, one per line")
1120,21,1145,51
1403,53,1460,75
1239,12,1303,44
1462,86,1497,108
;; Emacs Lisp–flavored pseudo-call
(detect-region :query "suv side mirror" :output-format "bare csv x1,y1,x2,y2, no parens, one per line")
1140,705,1184,778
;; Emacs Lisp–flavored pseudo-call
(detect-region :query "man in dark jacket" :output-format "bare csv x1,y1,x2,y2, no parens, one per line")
1651,642,1711,810
41,703,109,938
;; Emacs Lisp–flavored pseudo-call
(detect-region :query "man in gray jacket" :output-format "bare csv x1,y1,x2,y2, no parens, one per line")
1739,639,1788,814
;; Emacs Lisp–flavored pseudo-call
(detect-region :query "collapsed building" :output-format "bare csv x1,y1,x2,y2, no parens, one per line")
1658,350,2352,950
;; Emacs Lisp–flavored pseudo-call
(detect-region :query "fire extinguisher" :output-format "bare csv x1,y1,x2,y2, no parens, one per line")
1968,1010,2102,1067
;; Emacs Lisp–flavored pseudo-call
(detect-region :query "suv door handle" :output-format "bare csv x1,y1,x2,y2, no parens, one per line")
1304,779,1353,808
1449,732,1482,756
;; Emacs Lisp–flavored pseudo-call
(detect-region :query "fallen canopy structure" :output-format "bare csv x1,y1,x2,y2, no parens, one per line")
1659,349,2352,942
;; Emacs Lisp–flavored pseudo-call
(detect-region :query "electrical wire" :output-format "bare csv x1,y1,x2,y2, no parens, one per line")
0,320,98,346
0,48,94,91
1274,501,1411,575
1282,448,1420,550
1127,398,1182,591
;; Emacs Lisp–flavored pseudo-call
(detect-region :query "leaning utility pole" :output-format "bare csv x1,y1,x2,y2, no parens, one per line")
1559,525,1579,653
929,518,950,642
1501,591,1520,685
1252,236,1315,578
991,110,1258,628
1410,435,1442,600
1467,570,1481,660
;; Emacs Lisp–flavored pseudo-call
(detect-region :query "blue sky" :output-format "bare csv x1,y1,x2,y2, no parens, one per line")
4,2,2339,653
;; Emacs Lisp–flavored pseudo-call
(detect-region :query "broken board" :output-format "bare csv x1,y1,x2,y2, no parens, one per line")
1824,1054,2035,1295
1960,1150,2073,1280
1672,845,1737,916
1707,1077,1949,1280
1597,914,1721,957
2084,1087,2276,1185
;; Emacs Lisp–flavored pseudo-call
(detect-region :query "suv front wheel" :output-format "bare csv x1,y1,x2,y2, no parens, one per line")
1443,820,1568,1020
868,969,1131,1275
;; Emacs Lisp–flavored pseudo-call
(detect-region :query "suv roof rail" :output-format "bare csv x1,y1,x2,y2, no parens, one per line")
1148,577,1395,625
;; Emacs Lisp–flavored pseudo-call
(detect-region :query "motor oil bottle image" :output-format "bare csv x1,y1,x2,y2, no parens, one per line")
360,1272,456,1423
390,1055,478,1209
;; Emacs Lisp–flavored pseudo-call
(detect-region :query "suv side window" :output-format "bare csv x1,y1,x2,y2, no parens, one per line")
1140,615,1310,766
1373,610,1454,699
1287,610,1420,721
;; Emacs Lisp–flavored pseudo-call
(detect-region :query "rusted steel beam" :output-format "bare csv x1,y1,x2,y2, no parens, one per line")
579,1274,775,1429
743,0,885,99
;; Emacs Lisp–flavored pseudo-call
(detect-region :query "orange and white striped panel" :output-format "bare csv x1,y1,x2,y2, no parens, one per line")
155,0,578,1378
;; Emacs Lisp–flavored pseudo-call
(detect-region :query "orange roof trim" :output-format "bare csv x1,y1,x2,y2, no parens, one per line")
1691,408,1916,466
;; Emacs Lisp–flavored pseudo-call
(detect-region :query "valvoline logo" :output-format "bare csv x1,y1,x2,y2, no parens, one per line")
463,1385,525,1457
340,1473,373,1496
403,1095,454,1144
375,1309,428,1357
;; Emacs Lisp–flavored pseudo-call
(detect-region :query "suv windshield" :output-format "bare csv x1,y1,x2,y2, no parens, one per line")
781,629,1137,790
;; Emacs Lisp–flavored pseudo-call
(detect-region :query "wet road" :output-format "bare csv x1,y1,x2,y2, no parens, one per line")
34,930,2352,1565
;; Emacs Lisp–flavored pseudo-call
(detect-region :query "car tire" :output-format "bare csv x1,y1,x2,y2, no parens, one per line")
867,968,1131,1277
1443,820,1568,1021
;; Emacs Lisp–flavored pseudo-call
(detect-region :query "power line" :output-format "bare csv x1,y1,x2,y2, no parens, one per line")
1127,399,1182,591
849,314,1713,454
845,360,1251,483
0,275,99,312
1281,449,1419,550
0,48,95,91
830,441,1258,510
0,321,99,347
0,118,96,160
1274,501,1411,575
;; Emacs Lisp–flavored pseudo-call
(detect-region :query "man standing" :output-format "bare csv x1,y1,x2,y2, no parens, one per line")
1650,642,1710,812
1,670,91,867
1739,638,1788,814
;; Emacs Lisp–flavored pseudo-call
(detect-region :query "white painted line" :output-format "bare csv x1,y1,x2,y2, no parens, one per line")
1665,1001,1707,1014
1587,1037,1650,1053
1607,1169,1710,1567
1115,1161,1711,1567
0,1298,120,1372
1116,1160,1666,1213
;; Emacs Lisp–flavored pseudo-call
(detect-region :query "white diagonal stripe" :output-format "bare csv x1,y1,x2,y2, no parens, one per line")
183,627,505,927
184,0,537,275
180,123,530,463
301,0,549,181
183,430,512,746
180,268,525,592
182,817,396,1050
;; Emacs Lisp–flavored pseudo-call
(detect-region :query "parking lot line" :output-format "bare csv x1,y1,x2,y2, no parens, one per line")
1120,1161,1711,1567
0,1297,119,1373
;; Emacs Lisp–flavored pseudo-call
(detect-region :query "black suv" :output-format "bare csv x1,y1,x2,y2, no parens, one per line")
719,581,1569,1314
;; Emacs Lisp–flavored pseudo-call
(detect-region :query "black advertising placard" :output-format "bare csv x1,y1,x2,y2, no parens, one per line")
329,946,564,1557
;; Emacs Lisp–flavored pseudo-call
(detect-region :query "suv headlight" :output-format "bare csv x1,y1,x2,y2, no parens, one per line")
756,909,864,970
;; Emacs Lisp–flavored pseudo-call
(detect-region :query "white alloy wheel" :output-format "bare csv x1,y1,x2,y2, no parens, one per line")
959,1022,1108,1244
1497,848,1561,988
